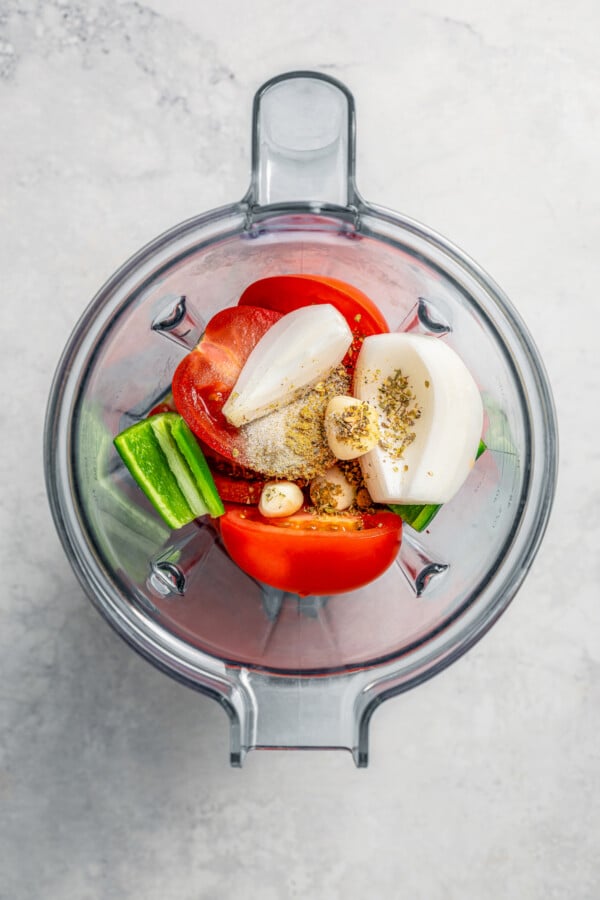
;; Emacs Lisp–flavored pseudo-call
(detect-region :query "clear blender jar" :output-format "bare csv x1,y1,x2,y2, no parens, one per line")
44,71,558,766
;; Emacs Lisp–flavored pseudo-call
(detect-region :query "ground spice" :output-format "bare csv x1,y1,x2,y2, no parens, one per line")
377,368,421,461
243,365,350,480
328,400,379,455
337,458,366,488
335,459,376,514
309,479,344,514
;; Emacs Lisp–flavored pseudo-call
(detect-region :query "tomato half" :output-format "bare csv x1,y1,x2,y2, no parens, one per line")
172,305,282,463
237,274,389,369
219,507,402,596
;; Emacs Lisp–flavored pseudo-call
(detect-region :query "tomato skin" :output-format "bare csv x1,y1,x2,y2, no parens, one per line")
237,274,389,369
148,393,177,417
171,305,282,462
238,275,388,332
218,507,402,596
148,400,175,416
212,474,265,505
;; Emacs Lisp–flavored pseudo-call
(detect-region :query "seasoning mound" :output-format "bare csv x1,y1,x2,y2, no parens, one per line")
377,368,422,461
309,478,344,514
325,396,380,458
243,366,350,480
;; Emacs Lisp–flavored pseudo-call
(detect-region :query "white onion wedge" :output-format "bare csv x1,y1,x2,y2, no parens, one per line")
354,333,483,505
222,304,353,427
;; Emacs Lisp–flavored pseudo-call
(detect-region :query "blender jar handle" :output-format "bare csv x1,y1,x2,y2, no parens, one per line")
228,667,373,767
246,71,359,208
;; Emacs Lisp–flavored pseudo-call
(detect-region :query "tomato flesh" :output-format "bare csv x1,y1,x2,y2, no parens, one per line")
219,507,402,596
172,305,281,463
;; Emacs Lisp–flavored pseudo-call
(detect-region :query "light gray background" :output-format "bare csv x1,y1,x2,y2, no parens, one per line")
2,1,599,898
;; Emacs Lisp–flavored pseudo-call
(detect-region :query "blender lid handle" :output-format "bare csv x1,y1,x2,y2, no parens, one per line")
245,70,359,209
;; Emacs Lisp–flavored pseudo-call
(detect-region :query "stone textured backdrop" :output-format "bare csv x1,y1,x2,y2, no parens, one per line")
1,1,598,898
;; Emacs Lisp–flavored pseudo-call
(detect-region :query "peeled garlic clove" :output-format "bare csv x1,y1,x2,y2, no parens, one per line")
259,481,304,518
324,395,380,460
222,304,353,427
310,466,356,512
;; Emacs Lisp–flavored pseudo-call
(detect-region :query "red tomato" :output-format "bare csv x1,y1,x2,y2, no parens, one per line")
172,305,282,462
237,274,389,369
148,392,177,417
211,474,265,505
219,507,402,596
184,435,266,505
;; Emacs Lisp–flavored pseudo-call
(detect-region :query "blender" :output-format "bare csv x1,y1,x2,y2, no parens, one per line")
44,71,558,766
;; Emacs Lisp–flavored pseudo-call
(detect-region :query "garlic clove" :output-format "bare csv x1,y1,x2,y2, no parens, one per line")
222,304,353,427
324,395,380,459
309,466,357,512
259,481,305,518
